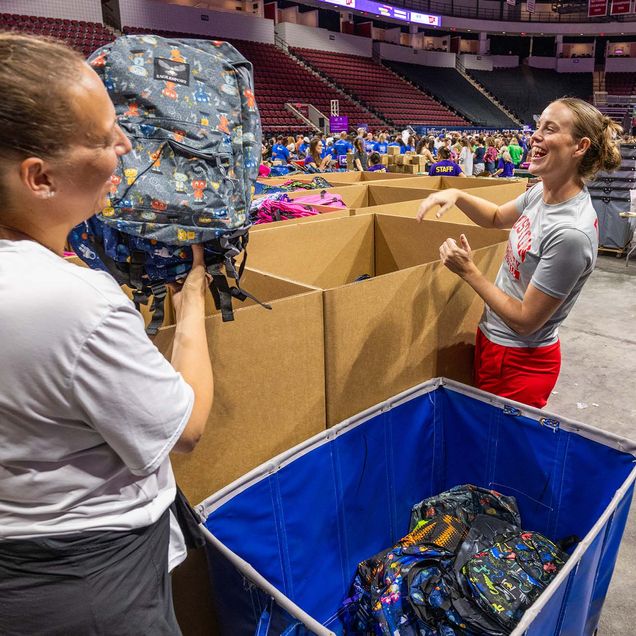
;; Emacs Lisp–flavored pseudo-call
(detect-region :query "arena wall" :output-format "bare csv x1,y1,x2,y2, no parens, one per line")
275,22,372,56
0,0,103,22
119,0,275,43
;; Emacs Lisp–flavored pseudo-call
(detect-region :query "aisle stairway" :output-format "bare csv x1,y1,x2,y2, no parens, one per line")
290,47,468,127
383,61,518,128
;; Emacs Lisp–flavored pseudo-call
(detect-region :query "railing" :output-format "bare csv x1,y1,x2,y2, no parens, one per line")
307,104,329,133
387,0,636,23
285,102,320,131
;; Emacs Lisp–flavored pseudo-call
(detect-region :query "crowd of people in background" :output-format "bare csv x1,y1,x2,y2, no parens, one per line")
260,127,539,178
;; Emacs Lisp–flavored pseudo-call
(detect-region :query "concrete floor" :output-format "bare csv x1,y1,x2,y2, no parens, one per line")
547,254,636,635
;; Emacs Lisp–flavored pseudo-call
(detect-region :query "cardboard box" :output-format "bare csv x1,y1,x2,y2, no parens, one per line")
352,198,475,225
152,268,326,504
403,165,418,174
247,214,508,425
380,154,389,166
387,145,401,156
379,176,527,194
287,184,438,209
395,155,404,166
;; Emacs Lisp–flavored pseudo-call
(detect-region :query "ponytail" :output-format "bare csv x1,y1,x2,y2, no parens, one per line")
555,98,622,180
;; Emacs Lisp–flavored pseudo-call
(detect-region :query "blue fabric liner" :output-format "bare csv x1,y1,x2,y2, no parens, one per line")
204,385,635,635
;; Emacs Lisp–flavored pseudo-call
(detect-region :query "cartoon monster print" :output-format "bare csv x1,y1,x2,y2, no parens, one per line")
244,88,256,109
141,35,158,46
172,129,186,143
91,50,107,68
128,50,148,77
170,48,186,63
220,72,238,96
151,199,168,213
217,114,230,135
124,168,138,185
162,82,178,100
194,81,211,104
174,172,188,193
109,174,121,196
191,179,206,202
148,148,163,173
125,101,140,117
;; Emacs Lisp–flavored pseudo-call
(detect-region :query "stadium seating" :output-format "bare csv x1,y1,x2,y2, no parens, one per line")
606,73,636,96
123,27,385,134
290,48,468,127
469,67,592,125
383,61,518,128
0,13,114,57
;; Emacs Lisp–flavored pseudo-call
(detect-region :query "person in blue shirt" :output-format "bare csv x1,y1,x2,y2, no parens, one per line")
364,132,376,154
332,131,353,158
296,135,309,157
271,135,290,163
493,150,515,178
375,133,388,154
428,147,465,177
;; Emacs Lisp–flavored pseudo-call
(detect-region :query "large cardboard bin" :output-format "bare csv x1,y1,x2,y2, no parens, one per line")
286,183,437,210
348,181,528,222
154,269,326,504
201,378,636,635
247,214,508,425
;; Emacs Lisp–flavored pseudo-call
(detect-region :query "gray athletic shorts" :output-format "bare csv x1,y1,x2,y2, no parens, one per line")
0,509,180,636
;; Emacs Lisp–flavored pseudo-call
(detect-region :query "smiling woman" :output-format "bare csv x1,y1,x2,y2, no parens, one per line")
416,98,621,409
0,34,213,636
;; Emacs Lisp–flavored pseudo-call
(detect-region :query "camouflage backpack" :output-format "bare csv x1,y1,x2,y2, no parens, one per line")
69,35,268,333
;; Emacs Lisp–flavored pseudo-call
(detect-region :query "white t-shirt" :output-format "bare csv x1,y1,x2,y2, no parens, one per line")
0,240,194,539
459,146,474,177
480,183,598,348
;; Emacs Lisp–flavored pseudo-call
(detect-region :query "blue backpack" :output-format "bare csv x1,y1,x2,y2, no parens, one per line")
69,35,268,333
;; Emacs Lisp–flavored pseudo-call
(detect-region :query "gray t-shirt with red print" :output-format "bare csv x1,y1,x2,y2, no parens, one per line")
480,182,598,347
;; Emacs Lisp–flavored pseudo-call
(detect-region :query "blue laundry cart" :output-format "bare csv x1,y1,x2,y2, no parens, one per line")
199,378,636,635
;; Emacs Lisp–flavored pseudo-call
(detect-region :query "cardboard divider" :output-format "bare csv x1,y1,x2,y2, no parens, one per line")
286,183,369,208
247,213,509,425
441,176,527,190
153,268,326,504
351,199,474,225
380,175,527,191
286,183,447,210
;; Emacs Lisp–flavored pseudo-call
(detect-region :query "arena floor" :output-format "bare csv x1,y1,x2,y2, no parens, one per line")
549,254,636,635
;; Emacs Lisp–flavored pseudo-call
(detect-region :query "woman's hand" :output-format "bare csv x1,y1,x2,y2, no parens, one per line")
439,234,478,279
416,189,460,222
170,244,208,318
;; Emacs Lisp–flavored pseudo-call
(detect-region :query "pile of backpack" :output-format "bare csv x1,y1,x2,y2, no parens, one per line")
342,484,570,635
253,176,333,197
249,191,346,225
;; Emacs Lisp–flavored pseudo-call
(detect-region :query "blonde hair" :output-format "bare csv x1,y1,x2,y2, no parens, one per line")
0,33,85,161
555,97,622,180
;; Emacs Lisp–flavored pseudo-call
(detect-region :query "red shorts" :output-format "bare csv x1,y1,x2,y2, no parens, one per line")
474,328,561,409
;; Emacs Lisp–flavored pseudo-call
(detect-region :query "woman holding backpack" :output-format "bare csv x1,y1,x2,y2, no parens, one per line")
0,34,212,635
417,98,621,408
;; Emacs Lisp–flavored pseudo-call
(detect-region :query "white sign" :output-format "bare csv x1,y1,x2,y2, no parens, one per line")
411,12,441,26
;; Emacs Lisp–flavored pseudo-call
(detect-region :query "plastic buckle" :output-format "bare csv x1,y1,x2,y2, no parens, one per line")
540,417,560,432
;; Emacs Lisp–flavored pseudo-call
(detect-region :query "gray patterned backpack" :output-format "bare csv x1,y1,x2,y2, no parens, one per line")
69,35,268,332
